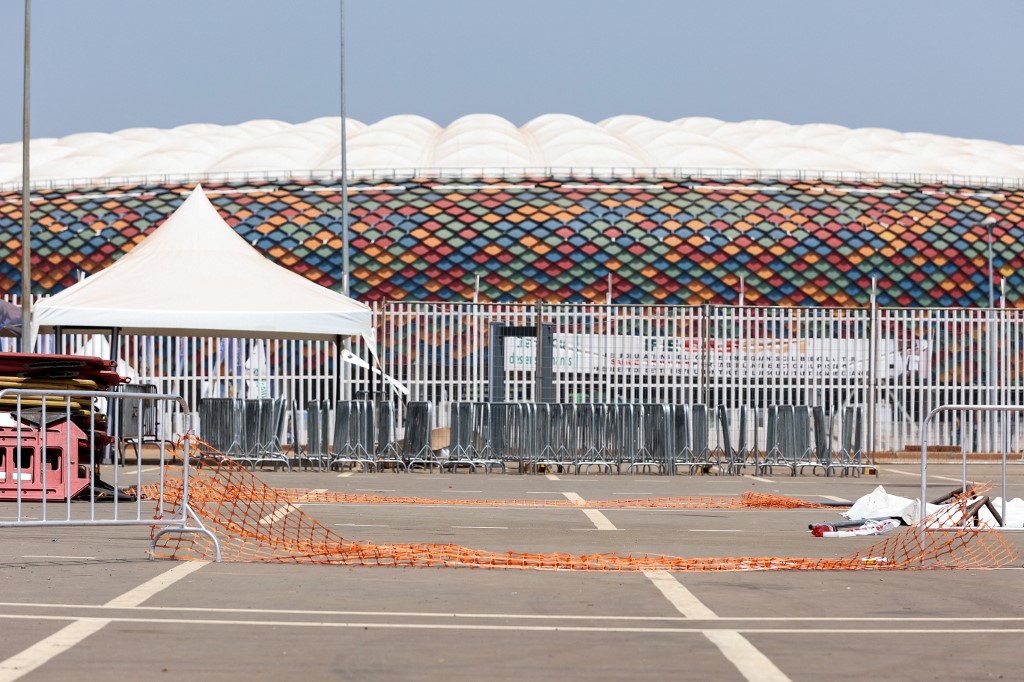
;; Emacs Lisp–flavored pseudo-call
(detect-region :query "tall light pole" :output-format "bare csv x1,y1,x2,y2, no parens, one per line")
980,215,998,453
20,0,32,351
982,216,997,308
339,0,350,297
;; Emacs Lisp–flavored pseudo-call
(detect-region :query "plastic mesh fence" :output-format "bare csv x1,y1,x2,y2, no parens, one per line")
148,457,1019,571
142,480,839,511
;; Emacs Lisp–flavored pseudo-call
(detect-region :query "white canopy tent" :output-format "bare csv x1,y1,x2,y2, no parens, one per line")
31,185,375,347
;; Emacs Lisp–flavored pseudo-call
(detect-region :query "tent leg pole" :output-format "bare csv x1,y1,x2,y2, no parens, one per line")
335,334,343,403
111,327,121,363
368,341,375,401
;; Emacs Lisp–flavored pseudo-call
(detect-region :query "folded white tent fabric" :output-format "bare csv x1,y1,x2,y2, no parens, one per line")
843,484,1020,528
32,185,374,347
978,498,1024,528
843,485,923,525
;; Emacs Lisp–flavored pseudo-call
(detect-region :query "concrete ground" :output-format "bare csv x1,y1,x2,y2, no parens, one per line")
2,462,1024,682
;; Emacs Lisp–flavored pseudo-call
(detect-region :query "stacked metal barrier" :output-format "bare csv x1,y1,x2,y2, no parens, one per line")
328,400,378,472
687,404,712,474
198,398,243,459
117,383,174,463
731,405,756,474
374,401,405,470
575,404,615,474
838,405,867,475
302,400,331,469
236,398,869,477
401,401,435,470
809,406,833,476
442,402,505,473
198,397,291,470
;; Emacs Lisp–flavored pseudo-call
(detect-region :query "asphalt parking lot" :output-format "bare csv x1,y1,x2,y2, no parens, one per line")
3,462,1024,681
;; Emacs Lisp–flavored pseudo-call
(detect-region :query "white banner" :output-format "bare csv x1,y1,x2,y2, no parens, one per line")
505,334,928,379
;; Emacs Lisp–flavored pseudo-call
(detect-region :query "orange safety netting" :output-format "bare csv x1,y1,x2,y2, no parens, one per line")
148,457,1020,571
141,480,840,511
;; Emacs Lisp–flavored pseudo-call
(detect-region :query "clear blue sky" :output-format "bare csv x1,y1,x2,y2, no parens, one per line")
1,0,1021,145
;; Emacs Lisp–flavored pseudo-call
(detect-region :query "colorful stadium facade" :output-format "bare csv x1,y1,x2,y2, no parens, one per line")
1,115,1022,308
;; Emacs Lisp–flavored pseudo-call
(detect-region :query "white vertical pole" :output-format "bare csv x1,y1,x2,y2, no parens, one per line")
20,0,32,352
339,0,350,296
867,277,878,463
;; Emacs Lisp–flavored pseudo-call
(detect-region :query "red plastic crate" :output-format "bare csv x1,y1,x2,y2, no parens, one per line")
0,421,92,502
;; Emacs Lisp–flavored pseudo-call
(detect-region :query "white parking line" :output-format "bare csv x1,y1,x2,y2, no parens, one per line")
105,561,209,609
0,562,208,682
562,492,617,530
0,618,111,682
545,473,560,481
748,476,774,483
643,571,791,682
1,613,1024,635
704,630,792,682
453,526,508,530
21,556,96,560
882,468,964,483
8,601,1024,623
258,504,298,526
642,571,718,619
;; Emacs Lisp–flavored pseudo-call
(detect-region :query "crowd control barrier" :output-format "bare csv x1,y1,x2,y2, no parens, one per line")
197,397,291,471
265,399,867,478
0,387,221,561
921,404,1024,531
429,401,865,476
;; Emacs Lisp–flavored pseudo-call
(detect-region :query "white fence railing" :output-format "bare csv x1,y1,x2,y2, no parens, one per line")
0,387,221,560
5,166,1024,193
2,298,1022,457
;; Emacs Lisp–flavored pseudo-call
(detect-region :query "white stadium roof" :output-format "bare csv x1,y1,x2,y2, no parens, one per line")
2,114,1024,188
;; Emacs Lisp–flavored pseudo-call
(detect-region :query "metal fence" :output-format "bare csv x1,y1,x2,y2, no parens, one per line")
0,387,220,559
3,297,1022,458
377,300,1024,458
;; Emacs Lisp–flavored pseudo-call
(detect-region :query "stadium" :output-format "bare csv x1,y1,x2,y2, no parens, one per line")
2,113,1023,308
3,117,1024,679
1,115,1022,458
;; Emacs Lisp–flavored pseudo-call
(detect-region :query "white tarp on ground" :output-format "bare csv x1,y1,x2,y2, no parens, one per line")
978,498,1024,528
843,485,1024,528
843,485,922,525
31,185,374,346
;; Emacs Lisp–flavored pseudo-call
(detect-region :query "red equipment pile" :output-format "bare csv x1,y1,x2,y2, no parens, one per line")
0,352,127,501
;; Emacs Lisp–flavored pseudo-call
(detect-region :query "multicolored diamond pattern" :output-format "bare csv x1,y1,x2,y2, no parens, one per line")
1,176,1021,308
